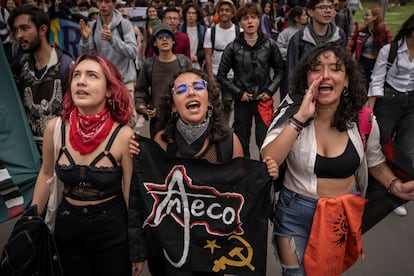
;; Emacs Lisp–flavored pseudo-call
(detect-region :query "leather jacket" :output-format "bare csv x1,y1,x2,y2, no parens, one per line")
217,32,284,101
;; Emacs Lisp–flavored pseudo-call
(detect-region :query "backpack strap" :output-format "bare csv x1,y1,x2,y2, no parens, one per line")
92,21,124,48
386,41,398,72
211,25,216,50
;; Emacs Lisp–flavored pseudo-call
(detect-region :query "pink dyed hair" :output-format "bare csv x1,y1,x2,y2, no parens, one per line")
61,53,133,124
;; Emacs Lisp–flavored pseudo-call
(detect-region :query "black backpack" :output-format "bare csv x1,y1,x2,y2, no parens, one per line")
0,206,63,276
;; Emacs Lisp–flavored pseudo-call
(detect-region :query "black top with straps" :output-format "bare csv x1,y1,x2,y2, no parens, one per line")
55,123,123,201
314,139,360,179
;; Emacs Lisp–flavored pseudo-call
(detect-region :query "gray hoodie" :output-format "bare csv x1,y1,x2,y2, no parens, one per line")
80,9,137,83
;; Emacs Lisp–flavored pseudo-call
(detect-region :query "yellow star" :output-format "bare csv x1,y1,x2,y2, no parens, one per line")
204,239,221,254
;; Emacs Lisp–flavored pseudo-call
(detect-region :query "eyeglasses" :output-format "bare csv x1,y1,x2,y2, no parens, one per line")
156,32,173,40
171,80,207,95
314,4,335,11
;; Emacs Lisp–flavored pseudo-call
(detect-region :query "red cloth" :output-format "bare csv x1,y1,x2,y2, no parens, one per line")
258,98,274,127
304,194,367,275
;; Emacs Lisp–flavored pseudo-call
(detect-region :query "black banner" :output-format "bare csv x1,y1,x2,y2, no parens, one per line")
130,136,272,275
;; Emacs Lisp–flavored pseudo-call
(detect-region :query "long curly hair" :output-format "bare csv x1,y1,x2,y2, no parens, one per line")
158,68,228,143
289,43,367,132
61,54,133,124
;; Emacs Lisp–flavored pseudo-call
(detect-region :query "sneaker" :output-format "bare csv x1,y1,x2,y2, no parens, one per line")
393,205,407,216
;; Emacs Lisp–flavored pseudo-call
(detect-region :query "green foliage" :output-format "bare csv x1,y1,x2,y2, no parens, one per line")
353,1,414,36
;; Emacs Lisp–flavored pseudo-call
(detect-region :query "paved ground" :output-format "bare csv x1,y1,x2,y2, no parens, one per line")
1,108,414,275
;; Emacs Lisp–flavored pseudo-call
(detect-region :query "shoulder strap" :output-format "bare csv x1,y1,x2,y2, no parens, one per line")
91,21,98,49
235,25,240,38
116,21,124,40
90,124,123,167
386,41,398,72
211,25,216,50
357,107,373,149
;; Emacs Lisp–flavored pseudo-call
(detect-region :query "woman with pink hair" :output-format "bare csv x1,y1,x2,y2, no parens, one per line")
31,54,142,276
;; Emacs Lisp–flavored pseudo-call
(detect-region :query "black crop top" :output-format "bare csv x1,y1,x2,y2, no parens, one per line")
314,139,360,178
55,124,123,201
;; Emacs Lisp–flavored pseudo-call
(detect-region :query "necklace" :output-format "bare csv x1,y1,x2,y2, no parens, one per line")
69,108,114,155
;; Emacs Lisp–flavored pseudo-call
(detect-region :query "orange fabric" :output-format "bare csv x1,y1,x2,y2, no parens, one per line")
303,194,367,275
258,98,274,127
213,12,220,25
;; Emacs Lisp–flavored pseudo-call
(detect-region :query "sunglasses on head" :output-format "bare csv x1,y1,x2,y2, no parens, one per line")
171,80,207,95
156,32,173,40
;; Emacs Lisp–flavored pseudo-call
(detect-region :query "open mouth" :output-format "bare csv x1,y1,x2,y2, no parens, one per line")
186,101,200,110
318,84,333,93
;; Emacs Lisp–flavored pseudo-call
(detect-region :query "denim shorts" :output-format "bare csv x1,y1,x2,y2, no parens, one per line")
273,188,318,267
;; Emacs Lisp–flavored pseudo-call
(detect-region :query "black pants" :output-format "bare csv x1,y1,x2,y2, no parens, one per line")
54,196,131,276
233,101,267,158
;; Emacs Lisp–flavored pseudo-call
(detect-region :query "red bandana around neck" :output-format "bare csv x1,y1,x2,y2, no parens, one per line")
69,108,115,155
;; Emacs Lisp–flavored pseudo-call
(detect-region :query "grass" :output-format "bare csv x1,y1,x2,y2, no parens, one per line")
352,1,414,36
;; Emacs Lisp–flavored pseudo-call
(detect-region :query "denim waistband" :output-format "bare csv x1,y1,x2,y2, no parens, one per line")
61,194,124,216
282,187,319,204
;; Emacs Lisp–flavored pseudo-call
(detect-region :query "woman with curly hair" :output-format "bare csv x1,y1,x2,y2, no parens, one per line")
347,6,392,89
129,68,278,275
31,53,138,276
261,43,414,275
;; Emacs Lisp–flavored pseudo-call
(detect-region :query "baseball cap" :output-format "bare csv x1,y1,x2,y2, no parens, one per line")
88,7,99,14
152,23,176,40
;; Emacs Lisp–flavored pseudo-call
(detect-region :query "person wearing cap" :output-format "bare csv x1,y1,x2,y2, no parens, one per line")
79,0,138,126
147,6,191,59
217,2,284,158
203,0,239,124
135,23,191,139
88,6,99,21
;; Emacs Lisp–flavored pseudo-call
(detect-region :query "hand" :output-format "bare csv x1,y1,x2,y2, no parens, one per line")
393,180,414,201
191,55,198,62
132,262,145,276
263,156,279,180
129,134,141,155
241,92,253,102
296,75,323,122
79,19,90,40
100,24,113,43
260,92,271,101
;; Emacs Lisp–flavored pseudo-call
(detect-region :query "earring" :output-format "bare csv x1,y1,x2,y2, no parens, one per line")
207,105,213,118
171,111,178,118
107,97,115,111
342,87,349,97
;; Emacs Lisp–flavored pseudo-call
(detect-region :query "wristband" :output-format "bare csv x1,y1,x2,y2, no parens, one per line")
387,178,399,193
290,115,309,128
288,120,302,133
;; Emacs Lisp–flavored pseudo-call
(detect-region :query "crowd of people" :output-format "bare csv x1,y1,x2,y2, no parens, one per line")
1,0,414,275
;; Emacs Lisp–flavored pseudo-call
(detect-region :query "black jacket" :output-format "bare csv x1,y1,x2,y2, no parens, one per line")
0,206,63,276
217,32,284,101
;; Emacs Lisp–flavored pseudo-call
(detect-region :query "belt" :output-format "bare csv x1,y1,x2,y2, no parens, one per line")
385,82,414,94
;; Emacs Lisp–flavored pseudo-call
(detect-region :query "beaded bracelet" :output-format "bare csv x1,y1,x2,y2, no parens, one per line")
387,178,399,193
290,116,309,128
